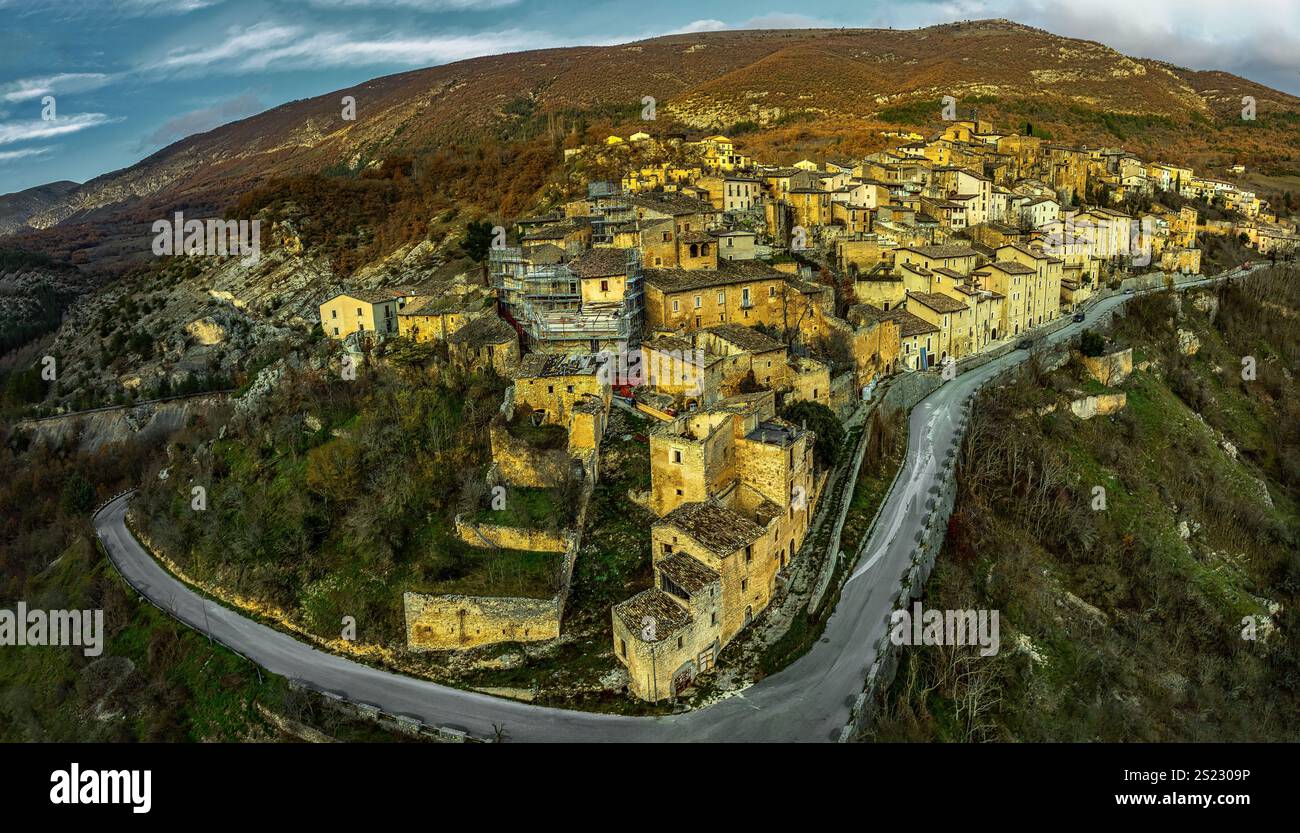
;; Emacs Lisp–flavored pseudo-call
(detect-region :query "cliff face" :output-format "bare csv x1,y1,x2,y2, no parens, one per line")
16,393,230,452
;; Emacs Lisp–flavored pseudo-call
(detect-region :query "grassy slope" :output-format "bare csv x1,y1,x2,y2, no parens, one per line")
870,271,1300,742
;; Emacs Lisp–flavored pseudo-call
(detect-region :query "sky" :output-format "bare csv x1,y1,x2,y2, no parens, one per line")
1,0,1297,195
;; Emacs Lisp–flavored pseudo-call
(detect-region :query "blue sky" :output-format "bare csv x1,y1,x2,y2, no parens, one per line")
2,0,1297,195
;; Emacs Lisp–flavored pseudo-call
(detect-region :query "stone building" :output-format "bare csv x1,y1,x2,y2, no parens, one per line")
613,391,817,700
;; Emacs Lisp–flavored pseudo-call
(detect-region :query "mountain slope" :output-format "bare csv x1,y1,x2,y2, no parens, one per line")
4,19,1298,268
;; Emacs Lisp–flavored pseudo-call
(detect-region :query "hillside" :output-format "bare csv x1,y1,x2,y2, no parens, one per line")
4,19,1299,273
868,268,1300,741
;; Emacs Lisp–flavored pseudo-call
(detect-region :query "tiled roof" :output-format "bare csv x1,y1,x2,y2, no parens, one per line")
978,259,1036,275
897,244,979,259
703,323,784,354
908,291,968,314
613,588,691,642
879,307,940,337
657,553,720,595
657,501,765,556
644,259,786,292
568,247,631,278
517,352,606,378
448,315,516,346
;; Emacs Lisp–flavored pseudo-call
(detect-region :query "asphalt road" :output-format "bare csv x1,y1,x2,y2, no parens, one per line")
94,266,1257,742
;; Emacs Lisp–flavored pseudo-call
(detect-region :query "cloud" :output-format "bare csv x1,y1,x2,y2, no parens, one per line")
295,0,520,9
1,73,113,103
671,20,729,34
668,12,840,36
138,93,263,149
0,146,53,162
0,0,222,16
915,0,1300,92
143,22,557,74
0,112,121,146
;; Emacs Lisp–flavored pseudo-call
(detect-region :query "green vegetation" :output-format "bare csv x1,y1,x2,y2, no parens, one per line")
781,400,844,470
132,354,517,645
469,485,570,531
870,270,1300,741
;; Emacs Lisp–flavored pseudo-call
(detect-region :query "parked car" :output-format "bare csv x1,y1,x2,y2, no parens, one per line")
1016,339,1033,350
1072,312,1085,322
1123,288,1134,294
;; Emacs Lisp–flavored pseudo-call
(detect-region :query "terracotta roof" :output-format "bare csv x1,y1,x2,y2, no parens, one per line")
627,192,717,216
703,323,784,354
657,501,765,556
644,259,786,292
613,588,691,642
878,306,939,337
448,315,516,346
657,553,720,595
908,291,968,314
896,244,979,259
978,259,1036,275
568,247,631,278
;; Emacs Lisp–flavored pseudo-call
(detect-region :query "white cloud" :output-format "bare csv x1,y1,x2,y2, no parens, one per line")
296,0,520,9
143,22,557,74
671,20,729,34
0,146,53,162
0,112,121,146
1,73,113,103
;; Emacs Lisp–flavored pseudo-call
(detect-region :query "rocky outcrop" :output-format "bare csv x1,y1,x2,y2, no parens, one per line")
1177,328,1200,356
1079,346,1133,386
1070,392,1127,420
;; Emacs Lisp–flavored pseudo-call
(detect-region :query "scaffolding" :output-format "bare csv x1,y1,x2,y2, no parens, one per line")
490,245,643,352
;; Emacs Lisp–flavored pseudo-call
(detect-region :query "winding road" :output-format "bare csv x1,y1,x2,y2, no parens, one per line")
94,267,1257,741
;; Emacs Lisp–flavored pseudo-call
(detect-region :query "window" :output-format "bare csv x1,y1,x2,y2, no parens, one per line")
677,636,684,649
671,448,682,464
745,545,752,563
717,291,725,304
600,280,609,292
769,286,776,298
547,385,554,394
331,309,338,319
356,307,362,316
566,385,574,394
694,295,702,309
741,578,748,592
619,639,627,657
672,299,680,312
711,611,717,626
332,327,339,336
675,488,682,496
663,543,673,555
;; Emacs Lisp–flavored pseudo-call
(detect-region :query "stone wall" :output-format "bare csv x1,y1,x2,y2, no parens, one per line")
404,591,565,650
488,421,570,488
454,515,569,553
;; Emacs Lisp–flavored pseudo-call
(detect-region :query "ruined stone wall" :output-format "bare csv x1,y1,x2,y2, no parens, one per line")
404,592,563,650
454,516,568,553
489,422,569,488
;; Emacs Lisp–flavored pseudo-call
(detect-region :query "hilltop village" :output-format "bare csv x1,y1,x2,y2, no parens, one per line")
318,117,1297,701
